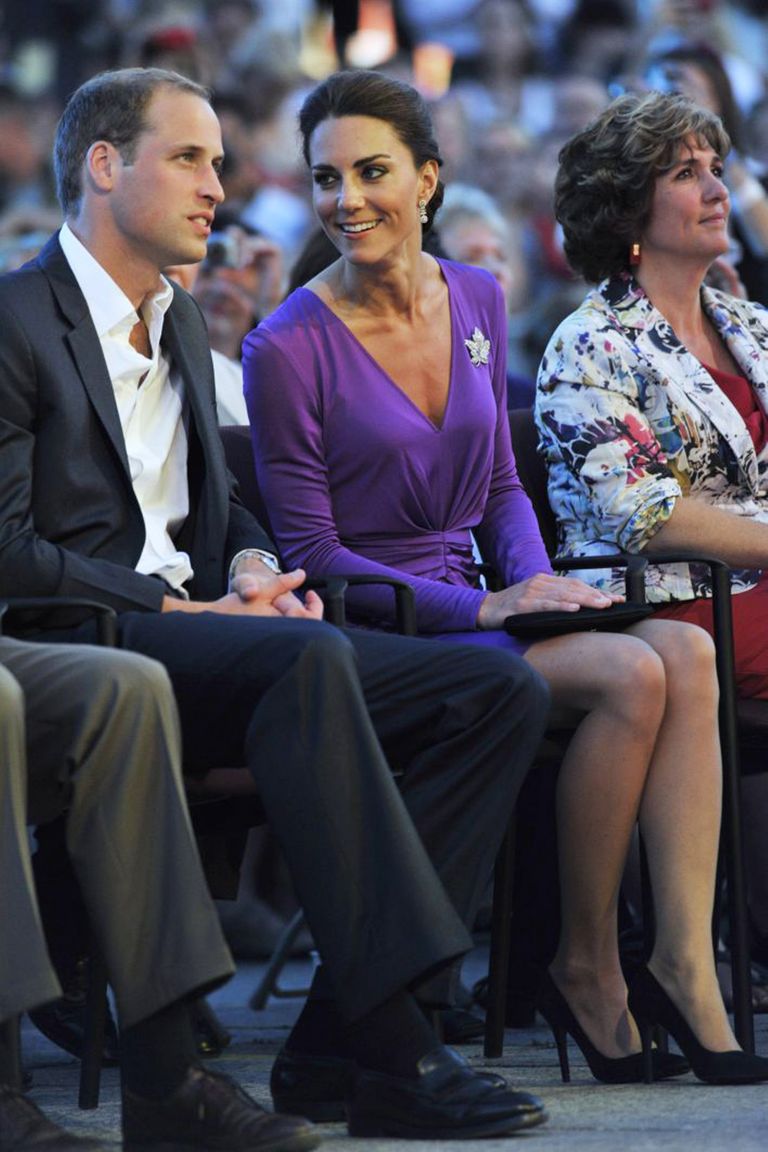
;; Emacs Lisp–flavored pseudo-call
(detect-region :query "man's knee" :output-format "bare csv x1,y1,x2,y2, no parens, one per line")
72,647,174,712
493,652,550,741
0,664,23,715
108,649,174,702
467,647,550,715
277,620,357,674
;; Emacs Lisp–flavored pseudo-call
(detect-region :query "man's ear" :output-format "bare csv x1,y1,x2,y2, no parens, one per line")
85,141,119,193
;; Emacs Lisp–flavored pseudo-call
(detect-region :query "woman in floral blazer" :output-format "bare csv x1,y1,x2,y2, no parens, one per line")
537,273,768,603
538,89,768,1046
537,90,768,662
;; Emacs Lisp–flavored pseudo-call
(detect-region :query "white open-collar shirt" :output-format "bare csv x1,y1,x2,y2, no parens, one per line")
60,223,193,593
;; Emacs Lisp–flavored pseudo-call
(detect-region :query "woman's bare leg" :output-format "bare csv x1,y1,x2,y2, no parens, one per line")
631,618,738,1051
526,618,737,1055
525,629,666,1057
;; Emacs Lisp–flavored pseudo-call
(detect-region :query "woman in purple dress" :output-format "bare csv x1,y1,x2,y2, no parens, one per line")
243,70,766,1084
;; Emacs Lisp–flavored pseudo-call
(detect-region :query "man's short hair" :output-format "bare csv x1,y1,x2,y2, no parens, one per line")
54,67,210,217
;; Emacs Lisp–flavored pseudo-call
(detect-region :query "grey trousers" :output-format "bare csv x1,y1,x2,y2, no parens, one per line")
0,636,233,1029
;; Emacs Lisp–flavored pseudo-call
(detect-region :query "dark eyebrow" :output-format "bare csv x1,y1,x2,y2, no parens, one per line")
353,153,391,167
671,149,722,169
311,152,392,173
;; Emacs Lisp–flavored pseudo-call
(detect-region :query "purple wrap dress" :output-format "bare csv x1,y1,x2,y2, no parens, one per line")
243,259,551,653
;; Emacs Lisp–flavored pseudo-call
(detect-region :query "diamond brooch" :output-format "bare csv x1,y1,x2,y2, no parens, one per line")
464,327,490,366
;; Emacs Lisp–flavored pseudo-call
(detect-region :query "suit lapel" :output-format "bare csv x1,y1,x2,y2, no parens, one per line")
162,290,230,582
606,276,760,493
37,235,133,477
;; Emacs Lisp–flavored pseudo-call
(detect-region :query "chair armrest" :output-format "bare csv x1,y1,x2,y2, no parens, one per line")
0,597,118,647
622,550,738,760
551,552,649,602
623,549,735,666
479,553,648,601
302,574,417,635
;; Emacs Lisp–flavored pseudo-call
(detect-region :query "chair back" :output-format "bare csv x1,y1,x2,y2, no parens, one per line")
219,424,274,538
508,408,558,558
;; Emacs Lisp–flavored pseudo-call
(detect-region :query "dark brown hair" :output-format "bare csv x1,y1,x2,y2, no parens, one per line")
298,69,444,231
555,90,730,283
54,67,210,216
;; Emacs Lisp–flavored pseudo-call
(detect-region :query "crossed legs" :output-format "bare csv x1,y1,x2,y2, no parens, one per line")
524,618,737,1057
111,611,550,1017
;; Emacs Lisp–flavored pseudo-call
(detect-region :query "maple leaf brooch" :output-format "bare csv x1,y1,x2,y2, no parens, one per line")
464,327,490,366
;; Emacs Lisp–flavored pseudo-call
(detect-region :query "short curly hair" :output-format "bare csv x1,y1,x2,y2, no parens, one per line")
555,91,730,283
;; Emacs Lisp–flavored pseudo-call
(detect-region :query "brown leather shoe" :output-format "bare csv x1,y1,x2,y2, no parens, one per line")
0,1083,108,1150
122,1065,320,1152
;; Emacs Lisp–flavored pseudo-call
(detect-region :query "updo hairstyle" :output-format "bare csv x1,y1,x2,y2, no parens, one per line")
298,69,445,233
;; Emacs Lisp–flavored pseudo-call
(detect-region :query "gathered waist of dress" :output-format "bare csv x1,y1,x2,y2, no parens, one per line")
347,529,482,588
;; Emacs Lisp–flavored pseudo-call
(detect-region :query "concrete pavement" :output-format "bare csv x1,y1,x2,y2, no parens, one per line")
21,951,768,1151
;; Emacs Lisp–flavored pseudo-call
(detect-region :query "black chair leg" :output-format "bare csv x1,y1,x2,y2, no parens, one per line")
249,909,311,1011
710,564,754,1052
0,1015,22,1090
78,949,108,1110
484,818,516,1058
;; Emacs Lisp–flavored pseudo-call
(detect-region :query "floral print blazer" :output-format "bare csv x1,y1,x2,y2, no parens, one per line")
535,272,768,602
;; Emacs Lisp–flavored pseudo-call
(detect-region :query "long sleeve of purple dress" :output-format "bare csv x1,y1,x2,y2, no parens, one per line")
243,259,551,635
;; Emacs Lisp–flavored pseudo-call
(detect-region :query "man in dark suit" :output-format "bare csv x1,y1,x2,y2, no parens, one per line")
0,635,317,1152
0,67,550,1143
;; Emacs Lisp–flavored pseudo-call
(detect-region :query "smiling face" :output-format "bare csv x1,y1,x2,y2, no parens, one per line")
94,86,225,275
308,114,437,267
641,136,730,270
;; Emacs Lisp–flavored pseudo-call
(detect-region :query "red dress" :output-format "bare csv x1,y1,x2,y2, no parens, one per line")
653,363,768,699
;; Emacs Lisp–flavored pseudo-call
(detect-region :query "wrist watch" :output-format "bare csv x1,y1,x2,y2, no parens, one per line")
228,547,282,586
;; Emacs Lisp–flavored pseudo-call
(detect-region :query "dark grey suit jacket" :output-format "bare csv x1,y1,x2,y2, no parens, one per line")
0,232,272,612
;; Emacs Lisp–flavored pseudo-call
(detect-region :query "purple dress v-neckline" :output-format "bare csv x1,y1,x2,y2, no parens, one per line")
299,282,455,433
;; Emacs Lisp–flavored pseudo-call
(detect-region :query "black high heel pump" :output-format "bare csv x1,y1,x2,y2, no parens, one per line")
628,965,768,1085
537,971,689,1084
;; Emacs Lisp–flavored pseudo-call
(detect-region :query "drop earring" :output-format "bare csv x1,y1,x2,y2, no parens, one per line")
629,241,641,266
418,198,429,225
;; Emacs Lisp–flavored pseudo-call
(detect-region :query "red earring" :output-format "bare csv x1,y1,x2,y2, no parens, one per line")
629,242,641,266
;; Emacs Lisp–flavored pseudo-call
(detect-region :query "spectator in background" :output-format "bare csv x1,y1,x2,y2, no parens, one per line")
746,96,768,179
436,183,534,406
0,85,57,214
554,0,635,83
168,211,285,425
637,0,765,114
131,21,215,86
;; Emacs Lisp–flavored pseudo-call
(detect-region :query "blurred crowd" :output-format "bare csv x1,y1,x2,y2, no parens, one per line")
2,0,768,398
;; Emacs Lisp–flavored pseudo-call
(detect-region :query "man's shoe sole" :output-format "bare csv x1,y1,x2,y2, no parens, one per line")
347,1105,548,1139
123,1127,321,1152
